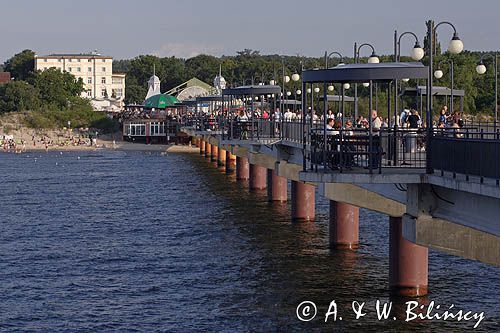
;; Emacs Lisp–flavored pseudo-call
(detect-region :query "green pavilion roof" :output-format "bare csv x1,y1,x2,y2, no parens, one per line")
144,94,179,109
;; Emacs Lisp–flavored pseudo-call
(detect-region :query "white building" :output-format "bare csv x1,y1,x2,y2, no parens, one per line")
34,52,125,111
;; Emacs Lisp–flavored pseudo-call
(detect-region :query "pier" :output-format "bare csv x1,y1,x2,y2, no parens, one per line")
182,61,500,298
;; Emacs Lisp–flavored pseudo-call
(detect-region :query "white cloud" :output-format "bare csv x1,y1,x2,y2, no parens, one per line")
152,42,224,58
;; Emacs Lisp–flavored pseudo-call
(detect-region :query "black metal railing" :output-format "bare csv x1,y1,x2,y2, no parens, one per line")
309,128,427,173
430,129,500,184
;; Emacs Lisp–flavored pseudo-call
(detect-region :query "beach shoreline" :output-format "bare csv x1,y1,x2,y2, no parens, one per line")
1,139,199,154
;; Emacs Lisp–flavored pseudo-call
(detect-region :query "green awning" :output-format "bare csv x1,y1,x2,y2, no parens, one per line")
144,94,180,109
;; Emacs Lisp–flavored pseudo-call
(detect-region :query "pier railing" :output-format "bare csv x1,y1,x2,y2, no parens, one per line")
309,128,427,173
188,116,500,182
430,129,500,184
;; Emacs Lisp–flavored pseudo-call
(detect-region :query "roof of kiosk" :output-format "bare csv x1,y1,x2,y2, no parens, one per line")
302,62,428,83
223,85,282,95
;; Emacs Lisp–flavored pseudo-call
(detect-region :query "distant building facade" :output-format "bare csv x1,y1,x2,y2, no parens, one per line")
34,52,125,111
0,72,11,84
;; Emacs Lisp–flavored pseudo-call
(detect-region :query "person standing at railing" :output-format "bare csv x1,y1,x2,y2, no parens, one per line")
344,120,354,136
262,109,270,120
372,110,382,132
327,109,334,120
284,108,293,122
273,108,281,136
406,110,420,129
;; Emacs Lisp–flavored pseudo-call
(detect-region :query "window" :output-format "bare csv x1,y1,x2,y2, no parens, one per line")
44,67,47,70
77,67,81,72
44,59,47,62
102,67,106,72
114,88,123,97
77,59,81,62
68,67,72,72
87,77,92,84
101,88,107,97
102,59,106,62
68,59,72,62
112,77,122,84
58,59,62,62
101,77,106,84
128,124,145,136
87,90,92,97
87,67,91,72
88,59,92,62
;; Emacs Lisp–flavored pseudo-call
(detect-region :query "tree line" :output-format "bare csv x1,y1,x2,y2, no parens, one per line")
115,49,498,117
1,47,498,118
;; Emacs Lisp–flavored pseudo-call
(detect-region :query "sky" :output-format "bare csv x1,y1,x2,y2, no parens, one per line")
1,0,500,63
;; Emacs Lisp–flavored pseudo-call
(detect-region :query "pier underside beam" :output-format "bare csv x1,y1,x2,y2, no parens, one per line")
403,214,500,266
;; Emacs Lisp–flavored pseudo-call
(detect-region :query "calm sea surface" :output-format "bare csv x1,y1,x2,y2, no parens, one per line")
0,150,498,332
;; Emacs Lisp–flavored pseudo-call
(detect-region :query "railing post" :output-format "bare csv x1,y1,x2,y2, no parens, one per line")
302,80,307,172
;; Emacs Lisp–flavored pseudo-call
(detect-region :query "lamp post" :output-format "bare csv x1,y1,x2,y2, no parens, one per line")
292,73,300,113
434,59,455,113
425,20,464,173
324,51,344,69
281,56,291,140
393,30,425,129
354,43,380,118
324,51,344,128
476,52,498,130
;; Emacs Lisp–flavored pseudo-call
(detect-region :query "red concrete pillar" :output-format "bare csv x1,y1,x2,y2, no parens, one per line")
389,216,429,297
291,181,315,221
249,164,267,190
199,140,205,155
211,144,218,161
236,156,249,180
205,142,210,158
218,147,226,166
226,151,236,172
267,169,287,202
329,201,359,249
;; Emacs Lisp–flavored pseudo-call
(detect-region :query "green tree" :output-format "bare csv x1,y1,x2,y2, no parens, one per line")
185,54,219,84
3,49,35,81
0,80,41,112
31,68,84,109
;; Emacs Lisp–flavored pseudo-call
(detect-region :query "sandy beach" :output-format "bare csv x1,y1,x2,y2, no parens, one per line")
0,125,198,154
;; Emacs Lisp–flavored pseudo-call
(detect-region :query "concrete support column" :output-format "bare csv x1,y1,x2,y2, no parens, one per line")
236,156,249,180
291,181,315,221
195,138,200,148
204,142,210,158
211,144,218,162
218,147,226,166
389,216,429,297
267,169,287,202
226,151,236,172
249,164,267,190
199,140,205,155
329,201,359,249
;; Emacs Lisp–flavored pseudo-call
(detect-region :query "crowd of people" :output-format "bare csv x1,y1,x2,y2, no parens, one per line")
0,132,101,153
